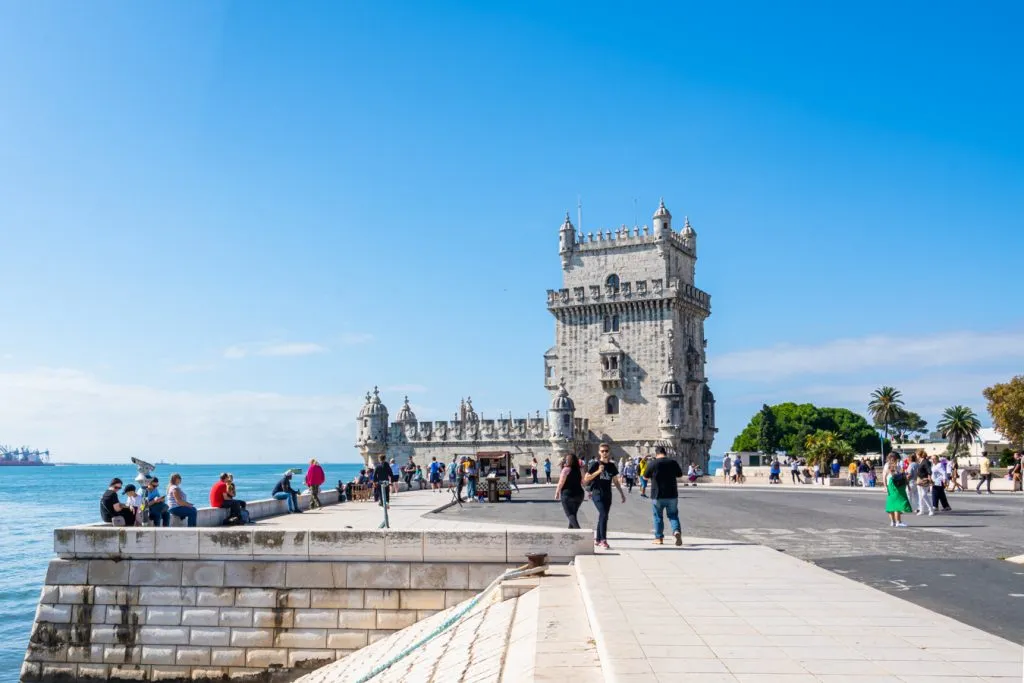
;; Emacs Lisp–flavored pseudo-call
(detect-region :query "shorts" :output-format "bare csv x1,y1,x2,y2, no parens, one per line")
430,474,441,483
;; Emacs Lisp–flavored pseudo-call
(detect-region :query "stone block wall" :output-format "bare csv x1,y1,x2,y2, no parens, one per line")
24,529,593,682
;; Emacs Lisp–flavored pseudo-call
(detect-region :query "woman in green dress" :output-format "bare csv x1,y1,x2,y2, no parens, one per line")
884,454,913,527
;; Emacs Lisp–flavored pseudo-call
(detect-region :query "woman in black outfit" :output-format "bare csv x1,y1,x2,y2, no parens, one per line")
554,453,585,529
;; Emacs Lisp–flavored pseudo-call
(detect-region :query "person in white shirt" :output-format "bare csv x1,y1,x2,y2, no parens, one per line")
930,455,952,512
123,485,144,526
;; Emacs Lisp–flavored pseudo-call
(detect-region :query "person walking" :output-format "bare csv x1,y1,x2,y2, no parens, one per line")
390,459,401,495
645,446,684,546
791,458,800,484
273,471,303,514
553,453,586,529
583,443,626,549
930,455,952,512
813,461,822,485
723,454,733,485
884,454,912,527
447,458,458,491
373,454,396,508
1012,453,1023,492
305,459,326,509
733,456,745,484
638,456,650,498
167,473,198,526
914,451,935,515
623,459,637,493
531,457,539,484
543,458,552,484
973,456,992,494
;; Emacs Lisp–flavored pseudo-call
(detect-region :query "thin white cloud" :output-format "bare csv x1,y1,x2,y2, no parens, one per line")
0,368,364,463
711,330,1024,381
257,342,327,357
169,363,217,374
339,332,374,345
384,384,428,394
223,342,328,359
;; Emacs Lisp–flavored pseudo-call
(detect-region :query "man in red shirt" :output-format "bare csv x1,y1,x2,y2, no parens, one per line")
210,473,247,524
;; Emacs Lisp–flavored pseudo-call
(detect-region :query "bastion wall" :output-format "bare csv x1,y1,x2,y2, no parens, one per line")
23,512,591,682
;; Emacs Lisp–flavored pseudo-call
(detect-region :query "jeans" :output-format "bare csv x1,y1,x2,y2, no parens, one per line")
791,470,798,483
916,484,933,513
591,490,612,542
275,491,300,512
220,500,247,523
976,473,992,493
147,502,170,527
170,506,197,527
560,493,584,529
932,484,950,510
467,478,477,499
652,498,681,539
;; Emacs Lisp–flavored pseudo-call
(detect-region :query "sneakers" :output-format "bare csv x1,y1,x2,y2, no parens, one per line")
915,510,923,515
890,520,896,527
895,522,908,527
652,538,664,545
928,511,934,516
599,541,610,549
674,531,683,547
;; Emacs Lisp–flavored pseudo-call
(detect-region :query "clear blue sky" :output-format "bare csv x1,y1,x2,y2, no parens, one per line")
1,1,1022,462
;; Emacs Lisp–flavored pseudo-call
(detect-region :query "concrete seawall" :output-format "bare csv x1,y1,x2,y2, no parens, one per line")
23,507,592,682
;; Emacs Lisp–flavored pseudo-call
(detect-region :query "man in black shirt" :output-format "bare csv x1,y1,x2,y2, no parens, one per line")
100,478,135,526
583,443,626,549
643,446,684,546
373,455,396,507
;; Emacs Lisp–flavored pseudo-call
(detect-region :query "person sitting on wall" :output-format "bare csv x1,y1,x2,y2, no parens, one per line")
211,472,248,524
100,478,136,527
272,471,303,514
123,484,145,525
167,473,198,527
146,477,170,527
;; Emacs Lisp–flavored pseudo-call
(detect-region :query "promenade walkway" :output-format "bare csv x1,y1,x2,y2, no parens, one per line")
285,488,1020,682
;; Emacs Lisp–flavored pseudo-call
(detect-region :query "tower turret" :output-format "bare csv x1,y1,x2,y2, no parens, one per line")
653,198,672,235
548,380,576,461
657,373,683,447
559,212,576,268
681,215,696,252
396,395,417,424
356,387,389,466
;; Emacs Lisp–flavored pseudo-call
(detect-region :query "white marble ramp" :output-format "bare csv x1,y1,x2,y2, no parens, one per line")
295,566,602,683
576,534,1022,683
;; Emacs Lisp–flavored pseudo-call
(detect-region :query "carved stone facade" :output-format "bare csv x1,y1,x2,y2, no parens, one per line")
357,200,716,471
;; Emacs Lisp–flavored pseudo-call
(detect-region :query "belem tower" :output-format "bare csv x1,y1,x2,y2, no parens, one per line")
356,199,716,472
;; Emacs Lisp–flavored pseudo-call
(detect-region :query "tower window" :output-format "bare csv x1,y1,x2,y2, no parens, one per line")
606,396,619,415
562,414,570,427
612,314,619,331
606,274,620,292
602,314,620,333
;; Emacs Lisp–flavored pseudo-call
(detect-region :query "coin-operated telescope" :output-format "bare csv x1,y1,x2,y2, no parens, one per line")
131,457,156,485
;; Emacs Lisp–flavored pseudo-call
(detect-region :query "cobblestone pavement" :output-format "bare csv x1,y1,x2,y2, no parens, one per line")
440,486,1024,643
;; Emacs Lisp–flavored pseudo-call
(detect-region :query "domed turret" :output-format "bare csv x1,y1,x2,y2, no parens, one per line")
559,211,576,268
681,215,696,252
657,371,683,441
548,380,576,451
356,387,389,465
396,396,417,424
653,198,672,234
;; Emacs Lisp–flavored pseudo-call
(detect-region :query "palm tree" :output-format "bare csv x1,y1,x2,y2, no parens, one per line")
936,405,982,459
868,386,904,453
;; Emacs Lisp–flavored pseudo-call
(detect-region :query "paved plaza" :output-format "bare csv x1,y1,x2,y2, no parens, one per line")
439,484,1024,645
257,486,1023,681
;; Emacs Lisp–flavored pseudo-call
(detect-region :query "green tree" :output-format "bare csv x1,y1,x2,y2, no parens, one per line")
732,403,885,455
868,386,904,453
983,376,1024,449
936,405,982,459
888,410,928,442
757,404,780,456
803,430,855,469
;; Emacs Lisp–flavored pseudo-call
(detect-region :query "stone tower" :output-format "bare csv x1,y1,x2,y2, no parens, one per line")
355,387,389,466
545,199,716,469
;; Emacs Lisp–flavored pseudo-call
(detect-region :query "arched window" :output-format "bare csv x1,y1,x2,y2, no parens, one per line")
611,314,620,332
606,395,619,415
606,274,620,292
562,413,571,427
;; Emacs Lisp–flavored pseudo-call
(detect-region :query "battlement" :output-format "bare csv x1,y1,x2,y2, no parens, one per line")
546,278,711,314
570,224,695,256
393,416,548,443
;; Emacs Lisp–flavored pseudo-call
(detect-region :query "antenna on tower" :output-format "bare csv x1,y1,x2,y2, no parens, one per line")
577,195,582,233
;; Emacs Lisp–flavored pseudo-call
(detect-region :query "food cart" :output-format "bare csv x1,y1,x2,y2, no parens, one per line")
474,451,513,502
